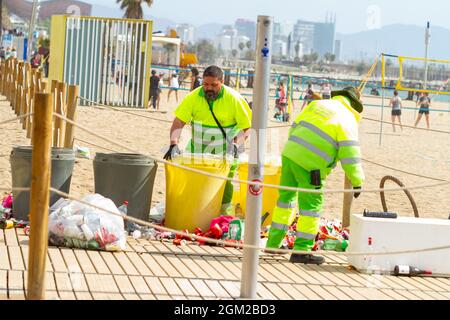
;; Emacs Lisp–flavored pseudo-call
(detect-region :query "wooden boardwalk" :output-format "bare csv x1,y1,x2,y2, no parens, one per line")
1,227,449,300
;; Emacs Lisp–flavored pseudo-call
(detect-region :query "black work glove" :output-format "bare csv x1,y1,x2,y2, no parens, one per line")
163,144,181,161
227,143,239,159
353,186,362,199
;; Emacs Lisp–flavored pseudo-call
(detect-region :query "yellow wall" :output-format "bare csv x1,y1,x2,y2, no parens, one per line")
48,15,67,83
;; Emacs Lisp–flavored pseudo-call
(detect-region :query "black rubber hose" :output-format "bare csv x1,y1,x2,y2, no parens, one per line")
379,175,419,218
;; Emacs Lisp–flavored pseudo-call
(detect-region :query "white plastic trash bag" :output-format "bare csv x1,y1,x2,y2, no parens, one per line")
48,194,126,251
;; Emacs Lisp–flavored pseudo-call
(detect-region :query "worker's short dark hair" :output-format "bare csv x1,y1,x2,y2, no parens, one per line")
394,90,398,95
151,70,156,75
203,65,223,80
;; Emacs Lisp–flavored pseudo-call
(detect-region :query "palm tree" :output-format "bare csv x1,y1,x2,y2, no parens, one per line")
116,0,153,19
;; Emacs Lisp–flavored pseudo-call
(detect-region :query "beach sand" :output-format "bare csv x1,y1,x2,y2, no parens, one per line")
1,90,449,221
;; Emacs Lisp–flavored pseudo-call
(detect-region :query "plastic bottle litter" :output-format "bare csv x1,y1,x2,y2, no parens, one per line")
235,203,243,219
132,230,142,239
0,219,14,229
322,238,348,252
228,219,244,241
394,265,432,276
118,201,141,233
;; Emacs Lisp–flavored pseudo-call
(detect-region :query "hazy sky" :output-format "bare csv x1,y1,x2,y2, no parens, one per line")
89,0,448,33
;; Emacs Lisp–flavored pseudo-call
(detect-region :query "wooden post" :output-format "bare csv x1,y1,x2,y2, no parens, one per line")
15,62,24,115
54,82,67,147
0,61,4,95
64,85,79,148
342,176,353,228
26,70,37,139
27,92,53,300
12,58,18,109
40,80,48,94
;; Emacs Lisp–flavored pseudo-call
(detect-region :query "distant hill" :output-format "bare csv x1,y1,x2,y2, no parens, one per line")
5,0,92,20
337,24,450,61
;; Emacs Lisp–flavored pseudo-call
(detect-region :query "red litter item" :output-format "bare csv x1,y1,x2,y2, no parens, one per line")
209,215,235,233
193,227,203,235
173,239,187,246
24,226,30,236
210,223,223,239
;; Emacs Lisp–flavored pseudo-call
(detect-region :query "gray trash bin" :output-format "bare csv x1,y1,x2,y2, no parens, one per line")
10,146,76,221
93,153,158,222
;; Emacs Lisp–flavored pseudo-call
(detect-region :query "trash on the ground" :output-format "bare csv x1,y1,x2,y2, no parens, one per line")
149,202,165,224
74,145,91,159
210,215,235,234
313,217,349,252
48,194,126,251
1,193,13,220
228,218,245,241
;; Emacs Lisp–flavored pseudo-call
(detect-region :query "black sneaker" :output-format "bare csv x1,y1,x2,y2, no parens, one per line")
289,253,325,265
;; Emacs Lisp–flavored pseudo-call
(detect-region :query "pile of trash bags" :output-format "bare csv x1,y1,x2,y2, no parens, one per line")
48,194,126,252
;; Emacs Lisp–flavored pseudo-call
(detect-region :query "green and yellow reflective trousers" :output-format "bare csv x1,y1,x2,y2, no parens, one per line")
267,96,365,251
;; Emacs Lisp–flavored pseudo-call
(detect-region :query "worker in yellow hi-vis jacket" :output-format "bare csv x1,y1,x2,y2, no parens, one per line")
266,87,365,265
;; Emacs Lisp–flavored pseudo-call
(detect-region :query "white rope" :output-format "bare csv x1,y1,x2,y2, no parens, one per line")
77,96,173,123
54,113,450,195
49,188,450,257
363,116,450,135
0,113,33,127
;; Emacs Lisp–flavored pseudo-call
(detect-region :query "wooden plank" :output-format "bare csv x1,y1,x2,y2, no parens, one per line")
416,289,448,300
0,270,7,299
265,261,307,284
84,273,123,300
204,280,231,299
137,252,169,277
190,279,216,298
323,285,353,300
349,287,392,300
125,251,154,276
7,246,24,270
113,275,140,300
188,256,224,280
0,245,10,270
4,228,18,246
47,247,69,273
54,272,76,300
277,283,308,300
292,284,323,300
425,277,450,292
255,282,278,300
145,253,181,278
0,229,5,246
263,282,291,300
392,289,424,300
379,288,408,300
178,255,211,279
20,245,52,272
8,270,25,299
336,286,367,300
99,252,126,275
112,252,140,276
159,277,184,296
397,275,438,292
165,255,196,278
302,265,336,286
256,263,281,282
219,280,240,298
45,271,59,300
407,289,438,301
316,265,365,287
211,256,240,281
174,278,200,297
73,249,97,274
306,284,339,300
129,275,155,300
201,255,235,280
86,251,112,274
69,270,93,300
144,276,169,296
283,263,322,285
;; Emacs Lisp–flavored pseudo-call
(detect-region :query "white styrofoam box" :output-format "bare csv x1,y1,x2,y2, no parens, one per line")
347,214,450,276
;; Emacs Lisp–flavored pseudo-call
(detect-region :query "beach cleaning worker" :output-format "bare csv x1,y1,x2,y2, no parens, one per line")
266,87,365,265
164,65,252,214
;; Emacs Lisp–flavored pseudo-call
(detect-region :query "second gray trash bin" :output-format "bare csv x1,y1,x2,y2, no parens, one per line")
93,153,158,222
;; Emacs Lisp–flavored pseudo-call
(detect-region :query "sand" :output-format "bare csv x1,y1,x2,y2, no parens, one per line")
1,90,449,221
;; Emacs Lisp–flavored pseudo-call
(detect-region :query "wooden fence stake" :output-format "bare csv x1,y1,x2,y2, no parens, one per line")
342,176,353,228
27,92,53,300
64,85,79,148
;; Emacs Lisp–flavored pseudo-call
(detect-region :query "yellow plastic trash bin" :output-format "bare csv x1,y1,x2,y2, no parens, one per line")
237,156,281,227
164,154,231,232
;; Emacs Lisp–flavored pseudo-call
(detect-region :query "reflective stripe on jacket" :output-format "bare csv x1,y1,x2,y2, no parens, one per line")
282,96,365,187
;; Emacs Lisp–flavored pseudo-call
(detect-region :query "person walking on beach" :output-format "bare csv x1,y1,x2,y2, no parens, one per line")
265,87,365,265
191,67,202,91
301,83,315,110
414,92,431,129
164,65,252,215
274,82,288,122
389,90,403,132
321,80,332,99
148,70,161,110
167,73,180,103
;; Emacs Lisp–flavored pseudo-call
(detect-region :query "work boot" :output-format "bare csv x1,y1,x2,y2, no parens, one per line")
289,253,325,265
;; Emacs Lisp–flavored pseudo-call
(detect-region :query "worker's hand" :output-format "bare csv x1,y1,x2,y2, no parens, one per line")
163,144,181,161
353,186,362,199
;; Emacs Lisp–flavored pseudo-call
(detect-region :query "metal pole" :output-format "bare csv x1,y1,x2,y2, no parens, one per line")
240,15,273,300
423,22,430,90
27,0,40,62
378,54,385,146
